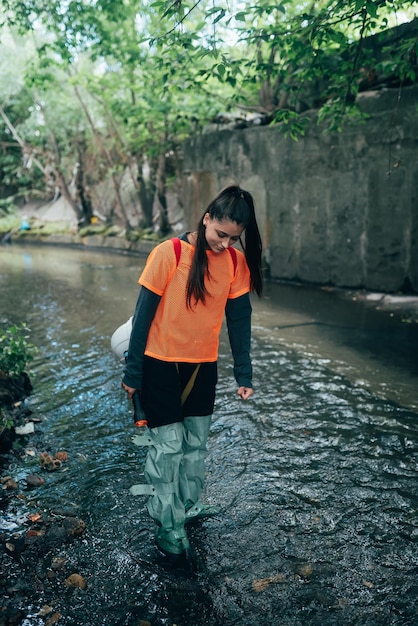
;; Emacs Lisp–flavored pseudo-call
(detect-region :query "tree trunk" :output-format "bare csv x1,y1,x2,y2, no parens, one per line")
54,164,83,221
74,146,93,224
90,91,144,225
0,105,82,219
72,83,129,228
155,150,170,236
46,124,83,221
138,156,155,228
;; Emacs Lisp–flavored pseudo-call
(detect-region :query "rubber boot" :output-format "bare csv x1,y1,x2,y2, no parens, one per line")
179,415,221,523
130,422,190,557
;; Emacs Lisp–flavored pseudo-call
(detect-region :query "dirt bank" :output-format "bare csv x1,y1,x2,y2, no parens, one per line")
1,376,87,626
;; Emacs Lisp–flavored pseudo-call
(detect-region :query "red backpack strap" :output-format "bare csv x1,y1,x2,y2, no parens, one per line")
171,237,182,267
228,246,238,274
172,237,235,273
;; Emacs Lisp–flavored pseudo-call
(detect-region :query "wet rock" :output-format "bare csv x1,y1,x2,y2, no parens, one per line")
50,505,80,517
3,514,87,565
0,373,87,623
26,528,44,539
38,450,68,472
37,605,55,617
14,422,35,435
44,612,62,626
4,518,86,567
42,524,69,550
36,605,63,623
15,421,35,435
0,372,32,407
1,477,18,490
39,451,62,471
0,605,26,625
297,563,314,579
65,573,87,589
4,535,26,558
25,474,45,488
54,451,68,462
0,426,16,456
252,573,286,591
0,374,33,458
62,517,86,537
51,556,67,571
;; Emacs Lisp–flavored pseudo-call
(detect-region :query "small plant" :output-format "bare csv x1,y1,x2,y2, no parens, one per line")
0,406,13,437
0,324,36,377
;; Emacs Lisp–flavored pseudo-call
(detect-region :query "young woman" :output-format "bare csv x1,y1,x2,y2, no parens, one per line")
121,185,263,558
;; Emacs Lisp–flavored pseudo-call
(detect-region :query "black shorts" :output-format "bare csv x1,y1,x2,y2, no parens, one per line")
141,356,217,428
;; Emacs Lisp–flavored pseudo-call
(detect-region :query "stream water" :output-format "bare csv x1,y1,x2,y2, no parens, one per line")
1,243,417,626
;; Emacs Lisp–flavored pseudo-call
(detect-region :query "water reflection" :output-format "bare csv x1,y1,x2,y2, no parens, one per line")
1,243,418,626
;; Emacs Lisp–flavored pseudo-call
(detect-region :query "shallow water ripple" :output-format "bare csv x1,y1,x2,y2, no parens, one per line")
1,245,417,625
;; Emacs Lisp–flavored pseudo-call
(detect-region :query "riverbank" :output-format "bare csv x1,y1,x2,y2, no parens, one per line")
1,376,88,626
1,229,157,257
3,232,418,325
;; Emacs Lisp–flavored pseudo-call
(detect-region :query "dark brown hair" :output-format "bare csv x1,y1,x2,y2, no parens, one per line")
186,185,263,307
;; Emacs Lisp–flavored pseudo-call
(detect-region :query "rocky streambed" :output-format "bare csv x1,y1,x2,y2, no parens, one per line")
1,375,88,626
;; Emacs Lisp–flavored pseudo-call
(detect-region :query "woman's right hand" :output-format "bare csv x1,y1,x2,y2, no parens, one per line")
121,382,136,399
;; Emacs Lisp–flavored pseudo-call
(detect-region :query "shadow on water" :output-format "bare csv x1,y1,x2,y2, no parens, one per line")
1,244,418,625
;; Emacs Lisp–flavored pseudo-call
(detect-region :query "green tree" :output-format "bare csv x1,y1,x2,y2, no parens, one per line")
1,0,233,230
150,0,417,133
0,0,416,225
0,29,94,221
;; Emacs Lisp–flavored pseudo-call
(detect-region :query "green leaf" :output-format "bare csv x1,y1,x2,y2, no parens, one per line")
213,9,226,24
365,1,379,18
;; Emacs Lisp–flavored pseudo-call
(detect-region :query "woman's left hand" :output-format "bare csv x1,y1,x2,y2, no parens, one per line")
237,386,254,400
121,382,136,400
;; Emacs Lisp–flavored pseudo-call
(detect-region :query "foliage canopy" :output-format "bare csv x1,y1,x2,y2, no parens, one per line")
0,0,416,228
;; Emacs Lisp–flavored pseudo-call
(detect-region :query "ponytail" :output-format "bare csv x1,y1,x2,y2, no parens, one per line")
239,190,263,297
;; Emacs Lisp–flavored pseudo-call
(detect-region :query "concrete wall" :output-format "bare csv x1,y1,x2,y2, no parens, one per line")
181,85,418,293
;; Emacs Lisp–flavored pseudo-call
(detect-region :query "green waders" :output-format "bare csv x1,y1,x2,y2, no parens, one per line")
130,414,217,556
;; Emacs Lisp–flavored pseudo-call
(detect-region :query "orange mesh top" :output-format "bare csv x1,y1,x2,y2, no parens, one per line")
138,238,250,363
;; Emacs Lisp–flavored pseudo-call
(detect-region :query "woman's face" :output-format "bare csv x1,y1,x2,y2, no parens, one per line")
203,214,244,253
